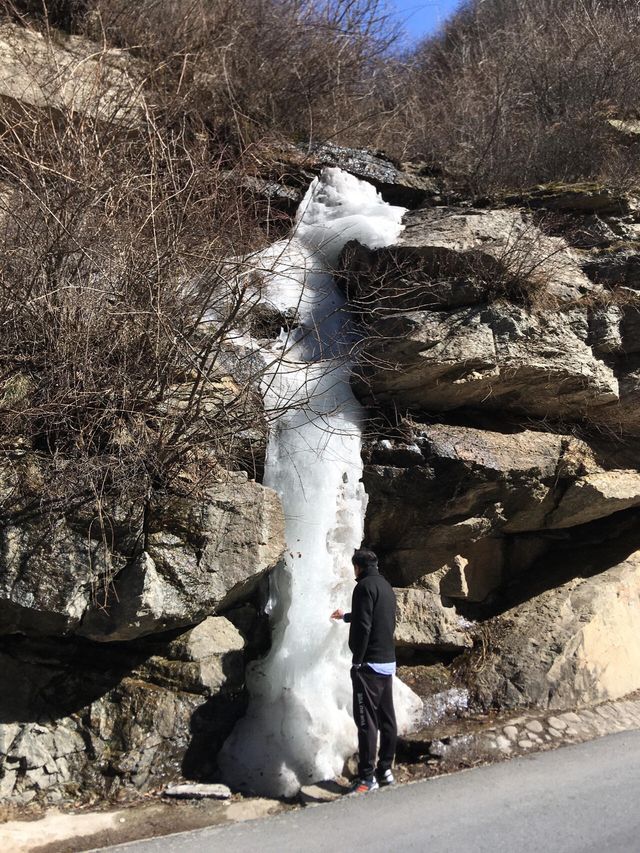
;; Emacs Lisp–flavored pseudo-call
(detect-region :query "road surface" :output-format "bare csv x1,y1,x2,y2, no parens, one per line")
95,730,640,853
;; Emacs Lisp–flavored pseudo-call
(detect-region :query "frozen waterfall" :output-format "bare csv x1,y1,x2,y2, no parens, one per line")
218,168,423,797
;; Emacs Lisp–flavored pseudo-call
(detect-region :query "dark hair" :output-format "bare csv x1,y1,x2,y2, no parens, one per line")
352,548,378,572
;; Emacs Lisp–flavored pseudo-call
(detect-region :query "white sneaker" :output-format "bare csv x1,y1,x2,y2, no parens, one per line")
349,778,379,794
377,768,395,786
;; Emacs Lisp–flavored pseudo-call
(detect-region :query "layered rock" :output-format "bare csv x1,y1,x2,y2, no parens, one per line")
345,200,640,443
354,303,618,419
343,206,596,309
469,544,640,711
235,141,443,214
548,470,640,528
354,184,640,719
0,451,284,806
365,424,587,590
364,420,640,606
502,183,639,217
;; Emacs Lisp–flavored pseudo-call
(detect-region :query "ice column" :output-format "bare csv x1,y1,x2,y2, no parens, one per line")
219,168,422,796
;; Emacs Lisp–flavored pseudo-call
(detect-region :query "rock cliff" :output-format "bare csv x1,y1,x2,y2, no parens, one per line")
2,18,640,808
344,172,640,717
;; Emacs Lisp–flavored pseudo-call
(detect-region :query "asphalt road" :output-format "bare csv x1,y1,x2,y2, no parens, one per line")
96,731,640,853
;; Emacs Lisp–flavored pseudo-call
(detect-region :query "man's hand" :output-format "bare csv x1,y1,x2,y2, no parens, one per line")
330,609,344,620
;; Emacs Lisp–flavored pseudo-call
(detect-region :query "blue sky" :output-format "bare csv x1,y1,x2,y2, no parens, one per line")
391,0,465,44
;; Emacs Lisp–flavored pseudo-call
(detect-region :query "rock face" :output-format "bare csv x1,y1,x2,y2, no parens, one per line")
2,75,640,806
354,303,618,419
81,479,285,641
346,200,640,443
342,206,596,309
0,473,285,640
0,456,284,805
347,206,625,421
394,588,472,652
469,545,640,711
350,188,640,728
387,207,594,300
0,23,144,125
364,423,608,593
237,141,443,213
0,617,251,805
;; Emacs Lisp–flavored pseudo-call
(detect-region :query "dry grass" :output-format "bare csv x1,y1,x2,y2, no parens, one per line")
2,0,403,149
402,0,640,192
5,0,640,194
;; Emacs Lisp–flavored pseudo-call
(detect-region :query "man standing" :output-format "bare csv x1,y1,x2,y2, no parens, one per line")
331,548,397,794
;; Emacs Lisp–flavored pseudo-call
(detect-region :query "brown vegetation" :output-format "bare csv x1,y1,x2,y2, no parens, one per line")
2,0,640,516
407,0,640,192
0,96,271,515
1,0,401,148
4,0,640,191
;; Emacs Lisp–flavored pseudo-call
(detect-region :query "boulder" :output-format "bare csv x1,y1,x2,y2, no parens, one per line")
548,471,640,529
80,476,285,641
133,617,246,695
0,23,144,125
0,474,285,640
394,588,472,651
354,303,618,420
470,546,640,710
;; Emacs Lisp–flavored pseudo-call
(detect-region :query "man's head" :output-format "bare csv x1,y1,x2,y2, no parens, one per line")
352,548,378,579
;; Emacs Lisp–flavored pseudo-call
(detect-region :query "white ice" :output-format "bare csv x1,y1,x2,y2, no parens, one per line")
218,168,423,797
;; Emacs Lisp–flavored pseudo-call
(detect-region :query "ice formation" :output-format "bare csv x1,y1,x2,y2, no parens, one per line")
218,168,423,797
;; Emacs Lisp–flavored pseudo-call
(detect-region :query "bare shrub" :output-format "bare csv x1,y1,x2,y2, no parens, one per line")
404,0,640,192
0,97,272,519
1,0,403,148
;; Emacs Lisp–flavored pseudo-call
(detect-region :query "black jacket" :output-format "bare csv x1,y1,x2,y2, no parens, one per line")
344,566,396,665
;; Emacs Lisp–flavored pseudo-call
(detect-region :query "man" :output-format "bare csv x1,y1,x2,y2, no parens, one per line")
331,548,397,794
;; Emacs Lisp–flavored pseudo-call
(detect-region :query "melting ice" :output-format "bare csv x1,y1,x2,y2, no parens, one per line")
218,168,423,797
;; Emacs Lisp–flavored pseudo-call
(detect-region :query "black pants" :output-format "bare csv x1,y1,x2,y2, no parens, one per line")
351,665,397,781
